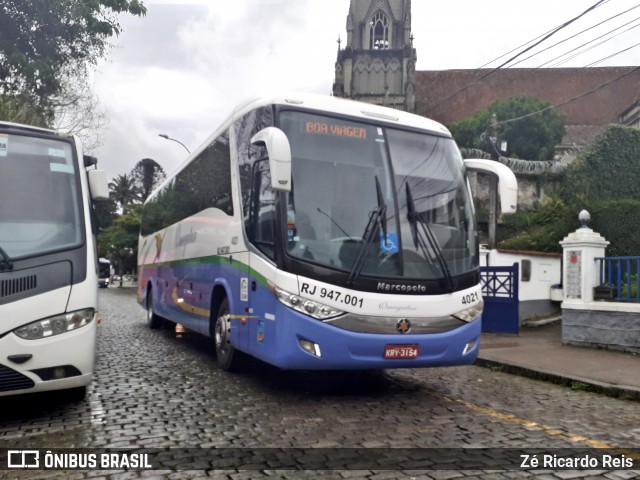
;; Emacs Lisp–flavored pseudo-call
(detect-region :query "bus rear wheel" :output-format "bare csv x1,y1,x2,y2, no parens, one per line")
214,298,243,371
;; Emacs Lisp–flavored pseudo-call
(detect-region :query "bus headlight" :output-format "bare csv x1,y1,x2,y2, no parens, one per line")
453,299,484,323
274,287,343,320
13,309,95,340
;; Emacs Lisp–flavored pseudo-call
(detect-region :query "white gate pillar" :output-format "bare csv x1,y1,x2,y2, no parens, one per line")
559,210,609,305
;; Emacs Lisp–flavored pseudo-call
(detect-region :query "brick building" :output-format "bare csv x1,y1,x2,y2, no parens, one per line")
415,67,640,155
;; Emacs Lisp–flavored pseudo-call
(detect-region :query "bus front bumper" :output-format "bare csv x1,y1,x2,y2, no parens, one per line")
246,307,481,370
0,321,96,397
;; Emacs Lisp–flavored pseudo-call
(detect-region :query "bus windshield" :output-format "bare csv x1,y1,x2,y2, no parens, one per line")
280,111,477,281
0,132,83,259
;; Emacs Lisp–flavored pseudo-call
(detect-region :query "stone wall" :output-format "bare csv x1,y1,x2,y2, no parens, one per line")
562,307,640,354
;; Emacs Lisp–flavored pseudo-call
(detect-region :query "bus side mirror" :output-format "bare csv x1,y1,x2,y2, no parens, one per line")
88,169,110,201
251,127,292,192
464,158,518,214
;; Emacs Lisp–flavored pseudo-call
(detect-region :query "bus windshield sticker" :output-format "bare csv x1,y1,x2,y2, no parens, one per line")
48,147,66,158
380,232,399,254
50,163,75,174
0,134,7,156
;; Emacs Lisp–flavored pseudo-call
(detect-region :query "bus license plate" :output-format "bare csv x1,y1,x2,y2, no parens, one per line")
384,344,419,359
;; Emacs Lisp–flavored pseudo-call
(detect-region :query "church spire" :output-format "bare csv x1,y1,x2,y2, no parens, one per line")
332,0,417,112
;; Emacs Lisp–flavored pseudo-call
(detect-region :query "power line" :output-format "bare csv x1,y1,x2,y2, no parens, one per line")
541,15,640,67
509,3,640,68
548,25,640,67
584,40,640,66
477,31,553,69
476,0,615,68
420,0,609,115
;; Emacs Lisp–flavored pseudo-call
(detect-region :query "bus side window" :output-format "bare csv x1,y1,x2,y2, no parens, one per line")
249,159,275,259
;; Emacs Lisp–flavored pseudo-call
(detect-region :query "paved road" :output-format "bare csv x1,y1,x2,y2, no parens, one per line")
0,287,639,479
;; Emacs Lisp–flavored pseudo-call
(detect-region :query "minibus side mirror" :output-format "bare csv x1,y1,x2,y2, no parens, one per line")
88,169,110,201
251,127,292,192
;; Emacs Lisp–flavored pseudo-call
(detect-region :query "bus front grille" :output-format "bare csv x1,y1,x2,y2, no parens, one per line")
0,364,35,392
0,275,37,299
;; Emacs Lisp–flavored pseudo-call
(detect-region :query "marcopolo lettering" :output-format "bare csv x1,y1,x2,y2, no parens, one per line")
377,282,427,293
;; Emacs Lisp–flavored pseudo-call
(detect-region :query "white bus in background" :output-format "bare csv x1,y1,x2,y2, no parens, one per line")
98,258,113,288
0,121,109,400
138,93,517,371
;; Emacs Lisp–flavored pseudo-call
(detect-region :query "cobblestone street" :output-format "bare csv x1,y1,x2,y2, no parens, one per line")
1,287,639,479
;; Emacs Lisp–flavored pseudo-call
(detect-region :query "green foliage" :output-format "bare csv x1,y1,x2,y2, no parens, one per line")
108,173,140,214
0,0,146,106
97,206,141,275
449,95,566,161
563,125,640,204
449,110,492,153
0,92,50,126
498,195,574,253
570,381,590,392
498,125,640,254
589,199,640,257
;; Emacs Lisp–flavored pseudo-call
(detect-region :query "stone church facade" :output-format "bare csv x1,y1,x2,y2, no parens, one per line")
332,0,417,112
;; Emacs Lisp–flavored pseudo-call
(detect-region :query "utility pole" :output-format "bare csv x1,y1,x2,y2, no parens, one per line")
487,114,499,250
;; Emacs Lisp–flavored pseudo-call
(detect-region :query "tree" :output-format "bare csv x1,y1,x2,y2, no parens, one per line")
109,173,139,214
0,0,146,103
52,70,107,152
0,91,49,126
564,125,640,204
449,95,566,161
97,206,141,276
131,158,166,202
497,125,640,255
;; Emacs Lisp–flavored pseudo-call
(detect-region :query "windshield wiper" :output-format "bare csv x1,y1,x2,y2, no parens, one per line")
0,246,14,272
347,176,387,285
405,183,454,292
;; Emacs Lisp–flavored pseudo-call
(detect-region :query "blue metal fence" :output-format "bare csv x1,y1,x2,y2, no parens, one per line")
596,256,640,302
480,263,519,334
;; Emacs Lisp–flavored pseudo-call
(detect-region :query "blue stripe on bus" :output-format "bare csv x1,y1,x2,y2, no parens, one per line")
140,258,480,370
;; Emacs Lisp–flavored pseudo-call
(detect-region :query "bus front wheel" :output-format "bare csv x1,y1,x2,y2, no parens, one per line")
214,298,242,371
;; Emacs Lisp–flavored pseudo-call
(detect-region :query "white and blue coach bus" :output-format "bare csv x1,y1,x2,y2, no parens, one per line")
0,121,109,399
137,93,517,371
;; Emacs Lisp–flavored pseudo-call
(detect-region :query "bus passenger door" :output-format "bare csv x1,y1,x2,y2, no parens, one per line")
245,159,278,361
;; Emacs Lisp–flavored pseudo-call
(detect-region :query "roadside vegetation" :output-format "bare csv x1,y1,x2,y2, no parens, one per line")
0,0,149,275
450,95,640,254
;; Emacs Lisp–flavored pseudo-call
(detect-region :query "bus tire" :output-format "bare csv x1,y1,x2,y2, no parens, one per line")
214,297,243,371
146,288,163,330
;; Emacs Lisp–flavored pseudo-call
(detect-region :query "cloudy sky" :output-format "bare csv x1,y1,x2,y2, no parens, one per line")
92,0,640,181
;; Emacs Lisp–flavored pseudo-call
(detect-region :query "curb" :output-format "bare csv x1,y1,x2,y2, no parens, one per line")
475,357,640,402
521,315,562,327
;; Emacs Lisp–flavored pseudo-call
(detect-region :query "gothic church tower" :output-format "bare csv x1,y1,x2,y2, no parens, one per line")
333,0,416,112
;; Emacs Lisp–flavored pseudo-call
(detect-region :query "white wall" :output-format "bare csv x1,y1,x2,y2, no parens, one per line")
480,248,562,301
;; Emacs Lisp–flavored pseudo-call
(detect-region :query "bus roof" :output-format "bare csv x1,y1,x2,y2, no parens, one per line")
0,121,72,138
232,93,452,137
